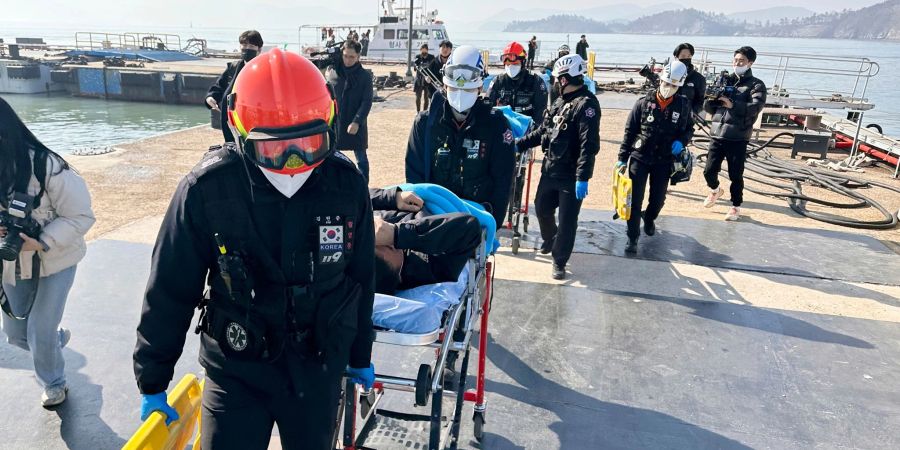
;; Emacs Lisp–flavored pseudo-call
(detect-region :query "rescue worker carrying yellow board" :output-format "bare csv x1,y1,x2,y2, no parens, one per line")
617,60,694,254
132,48,376,450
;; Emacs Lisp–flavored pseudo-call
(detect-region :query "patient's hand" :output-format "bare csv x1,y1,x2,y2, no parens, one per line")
396,191,424,212
374,217,396,246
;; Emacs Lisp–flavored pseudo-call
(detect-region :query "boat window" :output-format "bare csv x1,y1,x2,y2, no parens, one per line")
414,30,429,39
398,29,408,40
384,29,396,40
432,29,445,40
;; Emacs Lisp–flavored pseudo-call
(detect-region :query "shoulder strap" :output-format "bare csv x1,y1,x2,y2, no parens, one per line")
188,143,240,183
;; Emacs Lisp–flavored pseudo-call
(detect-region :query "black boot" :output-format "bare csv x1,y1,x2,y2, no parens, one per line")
539,237,555,255
643,220,656,236
551,262,566,280
625,238,638,254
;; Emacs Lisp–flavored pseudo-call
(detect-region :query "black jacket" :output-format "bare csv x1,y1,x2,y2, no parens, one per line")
679,67,707,117
486,70,548,127
370,188,481,293
413,53,436,90
519,85,601,181
619,92,694,165
544,56,562,103
405,99,516,226
134,146,375,395
427,55,450,88
206,60,245,143
703,68,767,142
329,63,374,152
576,40,589,60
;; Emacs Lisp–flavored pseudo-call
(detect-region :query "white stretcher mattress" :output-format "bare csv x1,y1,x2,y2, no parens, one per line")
372,267,469,335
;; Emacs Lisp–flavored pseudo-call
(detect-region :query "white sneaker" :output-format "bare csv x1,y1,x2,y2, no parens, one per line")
59,328,71,349
725,207,741,221
41,385,68,407
703,187,724,208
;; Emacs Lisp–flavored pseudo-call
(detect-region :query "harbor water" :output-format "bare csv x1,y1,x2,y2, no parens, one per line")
2,22,900,145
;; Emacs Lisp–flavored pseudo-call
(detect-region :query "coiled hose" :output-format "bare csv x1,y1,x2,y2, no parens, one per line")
691,119,900,229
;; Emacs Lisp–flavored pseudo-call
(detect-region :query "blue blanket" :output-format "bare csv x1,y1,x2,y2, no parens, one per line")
396,183,500,254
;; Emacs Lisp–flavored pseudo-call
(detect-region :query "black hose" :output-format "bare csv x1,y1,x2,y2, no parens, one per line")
691,119,899,229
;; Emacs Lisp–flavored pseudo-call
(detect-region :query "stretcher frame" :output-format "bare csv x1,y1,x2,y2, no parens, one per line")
506,143,536,255
337,230,493,450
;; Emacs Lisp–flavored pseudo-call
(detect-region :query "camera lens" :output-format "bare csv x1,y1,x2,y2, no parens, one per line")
0,234,24,261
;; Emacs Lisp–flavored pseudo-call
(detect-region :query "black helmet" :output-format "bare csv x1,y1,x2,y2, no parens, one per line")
670,149,694,185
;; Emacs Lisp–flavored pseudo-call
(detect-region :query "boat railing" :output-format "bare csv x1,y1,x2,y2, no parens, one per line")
75,32,139,51
125,33,182,52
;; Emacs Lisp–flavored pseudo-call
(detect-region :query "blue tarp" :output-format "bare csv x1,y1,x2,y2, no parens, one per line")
65,49,201,62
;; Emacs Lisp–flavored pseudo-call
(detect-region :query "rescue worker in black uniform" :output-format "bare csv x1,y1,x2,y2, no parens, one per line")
544,44,570,104
487,41,548,127
672,42,707,117
701,46,767,222
405,45,516,228
517,54,601,280
413,44,437,112
618,60,695,254
205,30,263,143
369,187,482,294
134,49,376,450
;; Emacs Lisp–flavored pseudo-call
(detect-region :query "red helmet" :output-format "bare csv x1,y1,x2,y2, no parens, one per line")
228,48,337,175
501,42,526,65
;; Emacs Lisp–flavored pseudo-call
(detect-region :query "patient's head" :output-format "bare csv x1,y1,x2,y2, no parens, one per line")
374,245,403,294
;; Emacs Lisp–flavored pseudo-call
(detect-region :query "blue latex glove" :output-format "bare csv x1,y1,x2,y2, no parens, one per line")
347,364,376,390
615,161,626,169
575,181,589,200
671,141,685,156
140,392,179,426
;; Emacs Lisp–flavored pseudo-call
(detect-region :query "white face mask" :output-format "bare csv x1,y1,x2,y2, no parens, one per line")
659,83,679,99
734,65,749,76
447,88,479,113
259,167,313,198
505,64,522,78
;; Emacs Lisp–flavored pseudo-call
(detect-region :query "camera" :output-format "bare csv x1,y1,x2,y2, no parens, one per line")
638,57,661,89
705,70,736,102
0,192,42,261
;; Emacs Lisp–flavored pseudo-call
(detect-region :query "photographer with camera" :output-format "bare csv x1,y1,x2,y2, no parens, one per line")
701,46,766,221
0,97,95,407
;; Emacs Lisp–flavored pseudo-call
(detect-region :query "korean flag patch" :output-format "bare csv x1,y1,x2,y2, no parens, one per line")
319,225,344,264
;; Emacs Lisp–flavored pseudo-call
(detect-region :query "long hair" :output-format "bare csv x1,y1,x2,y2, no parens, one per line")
0,97,69,207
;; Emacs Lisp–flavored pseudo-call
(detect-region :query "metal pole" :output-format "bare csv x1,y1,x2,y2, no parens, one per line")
849,110,864,160
406,0,414,79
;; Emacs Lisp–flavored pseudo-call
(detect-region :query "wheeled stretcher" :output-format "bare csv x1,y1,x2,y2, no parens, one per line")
337,231,493,450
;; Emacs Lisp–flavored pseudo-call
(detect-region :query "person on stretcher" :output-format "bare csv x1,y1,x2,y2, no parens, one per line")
369,187,482,295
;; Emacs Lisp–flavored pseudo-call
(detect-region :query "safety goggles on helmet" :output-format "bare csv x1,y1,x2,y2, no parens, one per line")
501,52,525,65
242,119,334,173
443,63,483,89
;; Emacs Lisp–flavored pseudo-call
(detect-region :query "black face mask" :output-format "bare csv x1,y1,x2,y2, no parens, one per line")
679,58,693,70
241,49,259,62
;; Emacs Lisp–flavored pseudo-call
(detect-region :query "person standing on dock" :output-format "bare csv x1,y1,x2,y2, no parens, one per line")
576,35,589,61
545,44,571,104
413,44,436,112
673,43,706,117
527,36,538,70
487,41,548,127
701,46,767,221
405,45,516,228
205,30,263,143
327,40,374,181
618,60,694,254
134,49,376,450
517,54,600,280
0,98,96,407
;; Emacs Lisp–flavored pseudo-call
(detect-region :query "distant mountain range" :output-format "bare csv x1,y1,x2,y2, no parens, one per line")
502,0,900,40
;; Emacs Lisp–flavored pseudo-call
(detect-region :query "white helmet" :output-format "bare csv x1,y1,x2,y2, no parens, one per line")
552,54,587,78
442,45,485,89
660,60,688,87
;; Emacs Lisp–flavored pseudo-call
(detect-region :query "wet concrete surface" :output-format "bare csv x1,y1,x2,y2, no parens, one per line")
1,207,898,449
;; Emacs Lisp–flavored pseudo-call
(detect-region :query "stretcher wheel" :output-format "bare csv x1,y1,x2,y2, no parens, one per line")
415,364,432,407
473,411,485,442
511,237,520,254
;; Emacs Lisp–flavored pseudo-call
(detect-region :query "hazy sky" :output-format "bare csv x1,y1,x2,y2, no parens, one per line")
1,0,886,29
